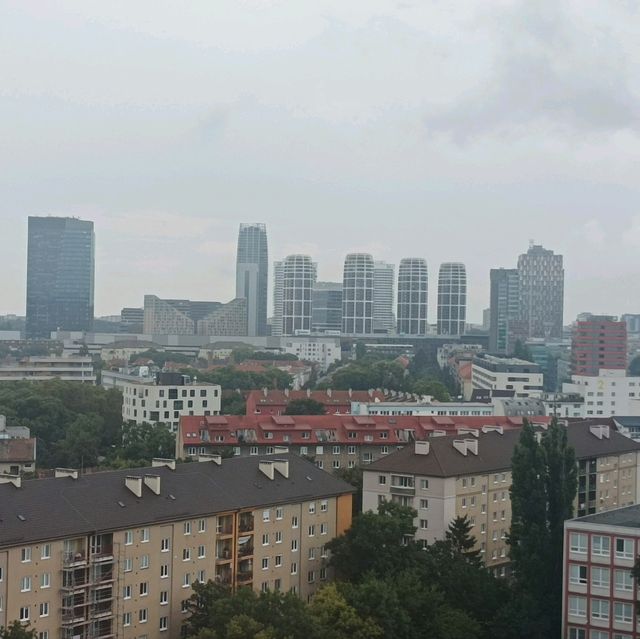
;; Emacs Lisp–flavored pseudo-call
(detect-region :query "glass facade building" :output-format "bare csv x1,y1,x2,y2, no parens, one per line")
282,255,316,336
342,254,374,335
236,223,269,336
437,262,467,336
311,282,343,334
397,258,428,335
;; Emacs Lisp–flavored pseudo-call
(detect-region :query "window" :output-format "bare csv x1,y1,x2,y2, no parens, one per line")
309,503,316,514
262,533,269,546
198,519,206,533
141,528,150,543
616,538,634,560
592,536,611,557
378,476,387,485
161,564,169,578
198,570,206,583
569,564,587,585
19,607,29,622
307,570,315,583
21,547,32,562
591,598,609,621
420,519,428,530
420,479,429,489
292,516,299,528
291,562,298,575
320,523,328,535
614,602,633,624
183,573,191,588
308,548,316,560
140,554,150,569
263,509,270,522
38,633,48,639
275,531,283,544
591,567,610,589
262,558,269,570
184,522,192,535
291,539,298,552
308,525,315,537
275,555,283,567
183,548,191,561
123,584,132,599
124,558,133,572
570,533,588,554
615,569,633,591
198,545,206,559
39,602,49,617
161,538,170,552
568,630,585,639
123,613,131,627
139,608,148,623
125,530,133,545
39,571,50,589
568,596,586,618
41,544,51,559
20,576,31,592
160,616,168,632
181,600,189,613
276,507,284,520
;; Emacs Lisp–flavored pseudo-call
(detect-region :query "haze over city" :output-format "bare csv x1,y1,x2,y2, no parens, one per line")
2,1,640,320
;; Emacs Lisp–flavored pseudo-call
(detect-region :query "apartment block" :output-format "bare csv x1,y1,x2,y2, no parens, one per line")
363,421,640,576
0,357,96,384
472,354,544,399
572,316,627,377
0,456,353,639
563,504,640,639
564,369,640,418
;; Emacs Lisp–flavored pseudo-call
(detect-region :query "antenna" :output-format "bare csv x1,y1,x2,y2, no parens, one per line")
529,238,535,248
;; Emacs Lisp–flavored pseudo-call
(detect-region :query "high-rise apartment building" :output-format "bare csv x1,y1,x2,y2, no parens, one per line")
373,261,395,334
517,244,564,339
271,261,284,337
489,268,520,354
437,263,467,336
311,282,342,334
282,255,316,336
342,254,374,335
571,315,627,376
236,223,269,336
397,258,428,336
26,216,95,339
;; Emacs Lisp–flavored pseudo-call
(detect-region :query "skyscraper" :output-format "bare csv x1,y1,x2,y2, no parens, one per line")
282,255,317,336
26,216,95,339
236,223,268,336
437,262,467,336
373,261,395,334
272,260,284,337
342,254,374,335
489,268,520,354
517,244,564,339
397,258,428,335
311,282,343,334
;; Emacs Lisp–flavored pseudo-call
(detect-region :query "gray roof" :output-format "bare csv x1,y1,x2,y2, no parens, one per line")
0,455,353,549
573,504,640,529
368,421,640,478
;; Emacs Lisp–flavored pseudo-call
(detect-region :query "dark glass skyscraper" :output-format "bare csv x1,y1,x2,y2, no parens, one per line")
311,282,343,334
235,223,268,336
489,268,520,354
26,216,95,339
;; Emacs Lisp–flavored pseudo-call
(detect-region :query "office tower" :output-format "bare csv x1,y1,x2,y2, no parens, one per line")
119,307,144,333
437,263,467,336
342,254,374,335
373,261,395,334
312,282,343,334
571,315,627,376
397,258,428,335
26,216,95,339
622,314,640,335
282,255,316,336
517,244,564,339
272,261,284,337
489,268,520,354
236,223,268,336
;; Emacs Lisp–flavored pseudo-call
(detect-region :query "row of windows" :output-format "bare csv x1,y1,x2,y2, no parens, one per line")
569,629,631,639
568,597,633,624
122,609,171,631
124,519,208,544
569,533,634,559
568,564,633,590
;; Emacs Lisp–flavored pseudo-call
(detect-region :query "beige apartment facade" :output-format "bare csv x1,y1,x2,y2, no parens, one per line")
0,457,353,639
364,421,640,576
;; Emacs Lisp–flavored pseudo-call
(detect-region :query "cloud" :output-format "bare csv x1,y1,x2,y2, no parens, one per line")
582,219,606,248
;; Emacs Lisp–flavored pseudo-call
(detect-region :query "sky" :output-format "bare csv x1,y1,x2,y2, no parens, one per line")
1,0,639,323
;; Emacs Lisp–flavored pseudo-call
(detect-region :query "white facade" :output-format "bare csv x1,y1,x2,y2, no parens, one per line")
0,357,96,383
351,400,495,417
437,263,467,336
471,355,544,398
397,258,428,336
563,369,640,418
342,254,374,335
272,260,284,337
373,261,395,334
282,255,317,336
281,337,341,372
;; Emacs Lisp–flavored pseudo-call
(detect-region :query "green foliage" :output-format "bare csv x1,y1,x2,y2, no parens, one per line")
0,622,37,639
220,392,247,415
183,367,292,391
283,398,326,415
508,418,577,639
117,422,175,465
444,515,482,564
129,348,195,367
233,349,298,363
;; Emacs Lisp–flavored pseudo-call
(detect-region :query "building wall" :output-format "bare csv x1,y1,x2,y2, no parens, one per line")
373,261,395,334
437,263,467,337
471,363,544,398
564,371,640,418
571,318,627,376
236,223,269,337
342,254,374,336
397,258,428,336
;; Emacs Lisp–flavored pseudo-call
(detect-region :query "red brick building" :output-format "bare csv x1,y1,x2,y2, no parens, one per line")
571,316,627,376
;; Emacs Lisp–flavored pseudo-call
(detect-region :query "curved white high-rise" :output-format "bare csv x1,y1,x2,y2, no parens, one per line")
342,254,374,335
373,261,395,334
397,258,428,335
282,255,316,336
437,262,467,336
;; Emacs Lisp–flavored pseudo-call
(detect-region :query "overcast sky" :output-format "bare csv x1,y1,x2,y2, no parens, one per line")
1,1,639,323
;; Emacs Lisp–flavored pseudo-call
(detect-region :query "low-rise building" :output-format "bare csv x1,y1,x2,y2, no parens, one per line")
280,336,341,372
363,421,640,576
472,354,544,398
350,399,496,418
563,504,640,639
0,357,95,383
102,371,221,432
564,369,640,418
0,415,36,475
0,455,353,639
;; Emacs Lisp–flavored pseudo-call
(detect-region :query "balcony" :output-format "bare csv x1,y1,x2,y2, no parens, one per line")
237,570,253,584
63,550,87,567
216,515,234,537
216,539,233,563
239,513,254,533
215,565,232,586
237,540,254,559
390,485,415,497
90,601,114,619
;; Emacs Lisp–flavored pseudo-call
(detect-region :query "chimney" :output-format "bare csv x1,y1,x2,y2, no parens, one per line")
306,388,311,398
259,460,275,480
368,388,373,398
326,388,332,398
263,387,268,397
481,426,504,435
415,441,430,455
430,430,447,437
465,439,478,456
590,424,610,440
457,428,479,438
144,474,161,495
273,459,289,478
273,446,289,454
0,474,21,488
152,458,176,470
55,468,79,480
453,440,479,456
197,454,222,465
284,388,290,398
125,476,143,498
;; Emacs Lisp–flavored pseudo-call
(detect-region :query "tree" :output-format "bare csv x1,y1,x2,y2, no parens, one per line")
508,418,577,639
444,516,481,565
0,622,37,639
512,340,533,362
284,399,326,415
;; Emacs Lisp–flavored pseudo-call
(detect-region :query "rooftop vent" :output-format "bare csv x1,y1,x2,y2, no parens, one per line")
152,458,176,470
259,460,275,480
144,474,161,495
481,426,504,435
0,474,21,488
590,424,610,440
125,476,143,498
273,446,290,454
197,454,222,465
457,428,479,438
453,439,479,457
430,430,447,438
273,459,289,479
55,468,79,480
415,440,430,456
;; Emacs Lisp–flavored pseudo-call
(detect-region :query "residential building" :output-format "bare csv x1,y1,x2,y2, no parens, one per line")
120,308,144,334
280,336,341,372
0,455,353,639
542,393,586,419
0,416,36,475
282,255,317,336
564,369,640,418
517,244,564,339
311,282,342,334
101,371,221,432
350,400,495,418
364,421,640,575
397,258,428,336
472,354,544,398
236,223,269,336
26,216,95,339
272,261,284,337
373,261,395,334
437,263,467,336
342,254,374,336
488,268,520,354
563,504,640,639
571,315,627,376
0,357,95,383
